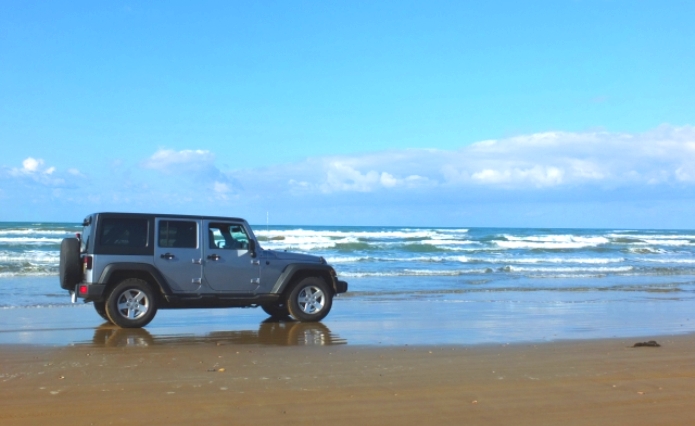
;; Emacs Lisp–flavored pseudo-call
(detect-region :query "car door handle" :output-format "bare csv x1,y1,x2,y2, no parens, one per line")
160,253,175,260
207,254,221,261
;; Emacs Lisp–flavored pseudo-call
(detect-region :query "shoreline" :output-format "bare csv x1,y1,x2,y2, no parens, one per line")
2,334,694,425
3,291,695,347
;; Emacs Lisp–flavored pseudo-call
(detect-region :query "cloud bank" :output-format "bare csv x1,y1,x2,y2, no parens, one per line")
2,125,695,227
231,125,695,195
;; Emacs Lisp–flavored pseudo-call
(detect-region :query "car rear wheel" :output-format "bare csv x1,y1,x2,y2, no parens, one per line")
105,278,158,328
286,277,332,322
93,301,111,322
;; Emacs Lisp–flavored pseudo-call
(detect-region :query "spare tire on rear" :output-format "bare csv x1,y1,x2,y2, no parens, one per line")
59,238,82,290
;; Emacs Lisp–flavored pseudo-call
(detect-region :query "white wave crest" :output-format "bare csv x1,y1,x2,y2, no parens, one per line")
636,257,695,264
417,239,478,246
496,235,609,249
500,265,633,273
341,268,491,278
608,233,695,240
0,229,74,236
324,254,625,265
641,239,692,246
627,247,668,254
0,271,57,278
256,228,441,240
0,237,64,245
255,228,474,252
0,250,60,264
432,228,469,234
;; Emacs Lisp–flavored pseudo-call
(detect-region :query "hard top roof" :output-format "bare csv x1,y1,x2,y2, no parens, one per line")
87,212,249,223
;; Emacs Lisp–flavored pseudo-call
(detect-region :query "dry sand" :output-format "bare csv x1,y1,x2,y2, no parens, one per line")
2,334,695,425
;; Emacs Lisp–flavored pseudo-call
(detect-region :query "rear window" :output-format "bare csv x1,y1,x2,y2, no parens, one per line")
98,218,149,248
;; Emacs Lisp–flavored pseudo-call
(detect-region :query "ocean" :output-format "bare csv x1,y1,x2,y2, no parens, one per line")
2,222,695,345
3,222,695,306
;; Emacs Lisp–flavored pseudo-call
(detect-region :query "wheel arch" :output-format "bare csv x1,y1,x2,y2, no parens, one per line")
98,263,173,302
272,264,336,297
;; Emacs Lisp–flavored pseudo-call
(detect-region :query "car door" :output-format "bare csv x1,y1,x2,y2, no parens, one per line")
153,218,203,293
203,220,260,293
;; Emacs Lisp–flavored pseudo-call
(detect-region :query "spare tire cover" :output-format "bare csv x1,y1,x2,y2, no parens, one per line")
59,238,81,290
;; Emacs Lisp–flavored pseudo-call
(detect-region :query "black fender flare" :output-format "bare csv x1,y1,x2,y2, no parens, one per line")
97,262,174,296
271,263,339,295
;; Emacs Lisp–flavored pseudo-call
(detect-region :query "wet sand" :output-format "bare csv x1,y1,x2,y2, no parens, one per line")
2,334,695,425
3,285,695,424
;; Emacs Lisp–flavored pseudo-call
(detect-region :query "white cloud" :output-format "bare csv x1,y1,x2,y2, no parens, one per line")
11,157,52,176
230,125,695,196
22,157,42,173
380,172,398,187
142,148,236,191
471,166,564,187
142,149,216,174
320,162,381,193
5,157,67,186
214,181,230,193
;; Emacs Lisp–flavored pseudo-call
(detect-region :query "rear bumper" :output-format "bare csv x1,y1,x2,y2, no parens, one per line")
74,283,106,301
335,280,348,294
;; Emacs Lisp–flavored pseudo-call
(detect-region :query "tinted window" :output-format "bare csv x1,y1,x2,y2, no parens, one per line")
99,218,148,248
159,221,198,248
81,215,92,252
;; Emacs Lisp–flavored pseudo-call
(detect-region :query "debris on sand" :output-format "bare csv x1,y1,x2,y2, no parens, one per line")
632,341,661,347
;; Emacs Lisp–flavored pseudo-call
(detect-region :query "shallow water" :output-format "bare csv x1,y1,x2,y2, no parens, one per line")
1,276,694,347
1,223,694,346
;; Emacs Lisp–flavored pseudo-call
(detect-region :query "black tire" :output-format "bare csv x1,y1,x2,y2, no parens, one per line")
105,278,158,328
93,301,111,322
286,277,333,322
261,302,290,318
59,238,81,290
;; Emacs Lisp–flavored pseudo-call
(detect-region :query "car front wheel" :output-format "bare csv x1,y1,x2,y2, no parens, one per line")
261,302,290,318
286,277,332,322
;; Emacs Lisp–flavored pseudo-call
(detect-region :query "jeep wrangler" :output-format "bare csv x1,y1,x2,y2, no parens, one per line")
59,213,348,328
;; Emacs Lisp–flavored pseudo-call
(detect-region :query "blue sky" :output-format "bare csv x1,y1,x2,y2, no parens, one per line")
1,1,694,228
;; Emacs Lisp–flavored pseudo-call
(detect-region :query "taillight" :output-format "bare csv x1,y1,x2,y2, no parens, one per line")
79,285,88,295
83,256,93,270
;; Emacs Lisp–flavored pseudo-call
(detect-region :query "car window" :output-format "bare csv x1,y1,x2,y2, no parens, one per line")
81,215,92,252
208,223,249,250
159,220,198,248
99,218,148,248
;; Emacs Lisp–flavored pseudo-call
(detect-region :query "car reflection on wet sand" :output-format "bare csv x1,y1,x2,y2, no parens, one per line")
90,319,346,347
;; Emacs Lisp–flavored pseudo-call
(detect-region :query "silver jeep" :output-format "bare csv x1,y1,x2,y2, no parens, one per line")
59,213,348,328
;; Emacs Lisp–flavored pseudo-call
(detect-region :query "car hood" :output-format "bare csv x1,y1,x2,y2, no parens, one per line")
263,249,323,263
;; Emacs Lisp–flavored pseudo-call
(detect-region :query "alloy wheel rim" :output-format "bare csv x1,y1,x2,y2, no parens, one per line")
297,286,325,314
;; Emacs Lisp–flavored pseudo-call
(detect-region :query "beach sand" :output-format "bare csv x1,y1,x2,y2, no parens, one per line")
2,334,695,425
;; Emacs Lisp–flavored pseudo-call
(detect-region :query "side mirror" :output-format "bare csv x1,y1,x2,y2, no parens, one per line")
249,239,257,258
